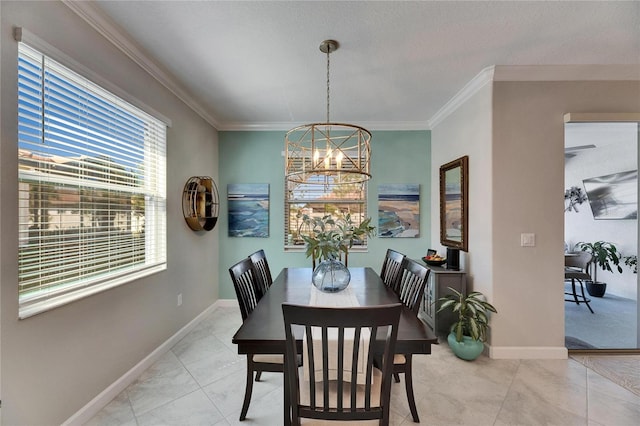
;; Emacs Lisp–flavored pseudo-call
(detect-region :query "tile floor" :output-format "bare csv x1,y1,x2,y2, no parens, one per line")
86,306,640,425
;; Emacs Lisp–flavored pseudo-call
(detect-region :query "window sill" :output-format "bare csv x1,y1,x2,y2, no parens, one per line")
19,264,166,320
284,246,369,253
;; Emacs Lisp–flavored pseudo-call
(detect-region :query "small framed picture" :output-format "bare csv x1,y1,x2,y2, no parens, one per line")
426,249,437,256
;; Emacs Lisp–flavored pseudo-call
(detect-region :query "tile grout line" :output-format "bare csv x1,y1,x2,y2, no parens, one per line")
170,338,229,421
492,359,522,425
584,356,590,425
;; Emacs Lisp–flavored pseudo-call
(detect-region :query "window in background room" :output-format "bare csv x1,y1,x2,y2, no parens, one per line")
285,172,368,248
17,42,167,318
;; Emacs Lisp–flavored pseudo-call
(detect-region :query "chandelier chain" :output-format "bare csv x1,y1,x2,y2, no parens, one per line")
326,46,330,123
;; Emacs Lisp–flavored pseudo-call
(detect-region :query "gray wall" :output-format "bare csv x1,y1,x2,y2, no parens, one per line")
430,81,496,344
430,82,494,293
491,80,640,356
1,2,219,424
431,73,640,358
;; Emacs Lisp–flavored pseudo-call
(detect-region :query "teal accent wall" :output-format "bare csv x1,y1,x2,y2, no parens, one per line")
219,130,431,299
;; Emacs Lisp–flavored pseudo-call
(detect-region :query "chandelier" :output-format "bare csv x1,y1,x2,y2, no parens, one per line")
285,40,371,185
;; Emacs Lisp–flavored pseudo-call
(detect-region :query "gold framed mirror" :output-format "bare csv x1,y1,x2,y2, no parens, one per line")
440,155,468,251
182,176,219,231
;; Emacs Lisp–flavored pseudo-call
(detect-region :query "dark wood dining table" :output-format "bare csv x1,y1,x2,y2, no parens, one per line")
232,267,438,424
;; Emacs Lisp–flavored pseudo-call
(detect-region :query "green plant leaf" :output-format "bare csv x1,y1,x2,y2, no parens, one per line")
438,288,497,342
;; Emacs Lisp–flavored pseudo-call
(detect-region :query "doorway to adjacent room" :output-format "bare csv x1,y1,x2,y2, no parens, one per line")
564,117,639,351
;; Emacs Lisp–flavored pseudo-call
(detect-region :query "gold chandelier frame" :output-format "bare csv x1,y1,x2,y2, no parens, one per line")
285,40,372,185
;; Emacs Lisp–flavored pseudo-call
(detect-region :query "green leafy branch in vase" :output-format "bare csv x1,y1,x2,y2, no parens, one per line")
301,213,375,263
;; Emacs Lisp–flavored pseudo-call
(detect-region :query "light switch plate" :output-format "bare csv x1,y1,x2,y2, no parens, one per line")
521,233,535,247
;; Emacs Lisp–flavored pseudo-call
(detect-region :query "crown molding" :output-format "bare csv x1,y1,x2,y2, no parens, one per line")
564,112,640,123
342,121,431,131
62,0,221,130
428,66,495,129
428,64,640,129
493,64,640,81
219,120,431,132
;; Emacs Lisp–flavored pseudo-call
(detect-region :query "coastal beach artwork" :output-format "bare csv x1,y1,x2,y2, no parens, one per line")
378,184,420,238
228,183,269,237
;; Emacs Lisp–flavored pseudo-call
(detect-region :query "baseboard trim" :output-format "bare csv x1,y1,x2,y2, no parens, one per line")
216,298,238,308
63,301,223,425
489,345,568,359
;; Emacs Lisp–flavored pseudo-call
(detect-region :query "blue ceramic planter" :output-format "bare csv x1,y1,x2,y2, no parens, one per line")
447,332,485,361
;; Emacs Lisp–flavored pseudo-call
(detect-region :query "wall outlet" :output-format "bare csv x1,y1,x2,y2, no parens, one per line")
177,293,183,307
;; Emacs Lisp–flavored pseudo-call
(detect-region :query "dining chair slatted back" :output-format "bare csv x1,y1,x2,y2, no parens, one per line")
282,303,401,425
390,257,430,422
249,249,273,297
380,249,406,292
229,256,287,420
396,258,430,314
229,257,262,321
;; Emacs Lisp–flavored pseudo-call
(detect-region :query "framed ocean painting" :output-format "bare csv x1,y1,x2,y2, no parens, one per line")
378,184,420,237
228,183,269,237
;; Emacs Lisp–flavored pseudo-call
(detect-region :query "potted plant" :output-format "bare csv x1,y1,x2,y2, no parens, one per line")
437,287,497,361
576,241,623,297
624,254,637,274
301,213,375,292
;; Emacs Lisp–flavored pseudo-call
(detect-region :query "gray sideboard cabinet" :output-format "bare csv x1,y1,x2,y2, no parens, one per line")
418,262,466,336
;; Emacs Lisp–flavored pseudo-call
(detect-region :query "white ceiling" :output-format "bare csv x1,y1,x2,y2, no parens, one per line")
84,1,640,131
565,122,639,150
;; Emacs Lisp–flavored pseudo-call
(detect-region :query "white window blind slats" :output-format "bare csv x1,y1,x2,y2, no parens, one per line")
42,120,145,165
18,42,167,318
43,97,147,163
284,177,368,246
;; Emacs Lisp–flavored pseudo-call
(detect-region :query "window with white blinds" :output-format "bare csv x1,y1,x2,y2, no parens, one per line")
285,174,368,248
17,42,167,318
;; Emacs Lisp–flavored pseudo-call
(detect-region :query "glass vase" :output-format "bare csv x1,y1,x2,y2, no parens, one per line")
312,259,351,293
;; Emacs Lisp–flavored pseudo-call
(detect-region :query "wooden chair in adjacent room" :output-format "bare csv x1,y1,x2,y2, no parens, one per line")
229,257,286,421
282,303,402,425
249,249,273,297
391,258,431,422
380,249,406,292
564,251,595,314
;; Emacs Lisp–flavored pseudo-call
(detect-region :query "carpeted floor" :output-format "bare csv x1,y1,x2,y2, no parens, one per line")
565,286,638,349
565,335,597,350
571,354,640,397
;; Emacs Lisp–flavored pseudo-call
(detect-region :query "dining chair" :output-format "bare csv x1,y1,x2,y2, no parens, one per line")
380,249,406,292
391,258,430,423
282,303,401,425
249,249,273,297
564,251,594,313
229,257,286,421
